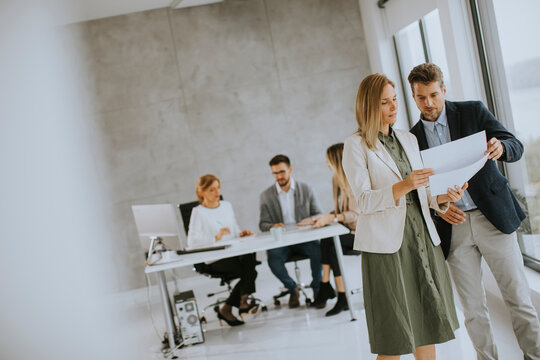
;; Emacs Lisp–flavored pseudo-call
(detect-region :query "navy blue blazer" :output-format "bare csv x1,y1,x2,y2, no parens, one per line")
410,100,525,258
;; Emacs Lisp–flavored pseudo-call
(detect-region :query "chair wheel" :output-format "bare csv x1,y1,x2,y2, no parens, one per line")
213,305,220,313
274,300,281,306
261,306,268,312
200,316,207,324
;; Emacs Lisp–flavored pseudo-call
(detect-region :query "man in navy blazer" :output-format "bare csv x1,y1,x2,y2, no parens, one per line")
408,63,540,360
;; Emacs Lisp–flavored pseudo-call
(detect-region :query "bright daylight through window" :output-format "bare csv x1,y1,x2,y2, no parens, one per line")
491,0,540,264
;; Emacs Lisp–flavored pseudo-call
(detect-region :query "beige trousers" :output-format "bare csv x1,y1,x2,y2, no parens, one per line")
447,210,540,360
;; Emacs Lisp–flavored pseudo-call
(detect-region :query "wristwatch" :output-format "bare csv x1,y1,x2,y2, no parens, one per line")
333,214,338,223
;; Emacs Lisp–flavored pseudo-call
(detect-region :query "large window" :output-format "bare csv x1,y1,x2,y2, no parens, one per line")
393,9,452,126
473,0,540,268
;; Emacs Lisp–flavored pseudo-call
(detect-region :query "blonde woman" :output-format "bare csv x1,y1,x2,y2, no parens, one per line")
342,74,467,359
187,174,257,327
311,143,359,316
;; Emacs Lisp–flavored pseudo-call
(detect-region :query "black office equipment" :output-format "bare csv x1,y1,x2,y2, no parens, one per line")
176,245,230,255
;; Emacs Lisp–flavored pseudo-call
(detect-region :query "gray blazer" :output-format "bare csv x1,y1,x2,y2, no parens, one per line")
258,180,322,232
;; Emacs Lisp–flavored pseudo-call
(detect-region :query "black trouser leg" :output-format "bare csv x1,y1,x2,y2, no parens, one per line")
208,254,257,308
237,253,257,295
227,281,242,307
320,234,355,277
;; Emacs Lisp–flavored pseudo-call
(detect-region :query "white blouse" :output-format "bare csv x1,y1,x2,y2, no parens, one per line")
187,200,242,249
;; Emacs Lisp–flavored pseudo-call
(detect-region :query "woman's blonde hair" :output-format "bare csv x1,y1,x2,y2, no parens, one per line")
355,73,395,150
326,143,352,196
195,174,220,203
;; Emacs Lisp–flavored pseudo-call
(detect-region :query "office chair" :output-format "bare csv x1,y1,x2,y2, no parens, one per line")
273,246,362,308
177,199,267,323
272,251,314,306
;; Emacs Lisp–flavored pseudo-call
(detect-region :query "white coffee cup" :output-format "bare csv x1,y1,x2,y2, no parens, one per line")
270,227,283,241
161,250,175,262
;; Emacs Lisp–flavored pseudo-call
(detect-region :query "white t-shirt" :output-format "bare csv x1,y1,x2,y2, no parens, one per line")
187,200,242,249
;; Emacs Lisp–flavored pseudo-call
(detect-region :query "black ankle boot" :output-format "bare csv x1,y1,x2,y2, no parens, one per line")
312,282,336,309
325,292,348,316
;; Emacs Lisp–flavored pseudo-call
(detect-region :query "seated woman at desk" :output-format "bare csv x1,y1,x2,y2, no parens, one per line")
311,143,359,316
187,174,257,327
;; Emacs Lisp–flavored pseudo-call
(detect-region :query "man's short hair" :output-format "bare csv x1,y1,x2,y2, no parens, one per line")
407,63,445,93
269,154,290,167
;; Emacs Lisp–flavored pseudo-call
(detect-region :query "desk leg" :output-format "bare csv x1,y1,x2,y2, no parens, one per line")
157,270,178,351
333,235,356,321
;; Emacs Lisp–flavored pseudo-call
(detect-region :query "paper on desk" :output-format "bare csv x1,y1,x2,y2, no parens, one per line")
420,131,488,195
216,239,235,247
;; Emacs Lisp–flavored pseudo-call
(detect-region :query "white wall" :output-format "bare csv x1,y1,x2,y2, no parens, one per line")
69,0,371,291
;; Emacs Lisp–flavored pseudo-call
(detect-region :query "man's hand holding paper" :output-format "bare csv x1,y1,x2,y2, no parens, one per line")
420,131,488,195
485,137,505,161
437,203,466,225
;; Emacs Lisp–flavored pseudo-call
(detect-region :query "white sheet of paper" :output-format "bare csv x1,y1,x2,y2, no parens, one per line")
420,130,488,195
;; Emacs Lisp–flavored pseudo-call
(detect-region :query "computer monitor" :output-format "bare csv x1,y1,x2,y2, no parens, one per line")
131,204,184,252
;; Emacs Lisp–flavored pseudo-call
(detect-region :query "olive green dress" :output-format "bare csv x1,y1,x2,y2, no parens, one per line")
362,129,459,355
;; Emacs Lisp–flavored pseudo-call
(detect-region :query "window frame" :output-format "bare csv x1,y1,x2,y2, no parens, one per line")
470,0,540,272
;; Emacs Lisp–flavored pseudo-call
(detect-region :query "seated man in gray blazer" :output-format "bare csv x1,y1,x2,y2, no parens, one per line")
259,154,322,308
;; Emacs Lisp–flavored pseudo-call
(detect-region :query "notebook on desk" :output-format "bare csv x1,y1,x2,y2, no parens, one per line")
176,244,230,255
284,223,318,232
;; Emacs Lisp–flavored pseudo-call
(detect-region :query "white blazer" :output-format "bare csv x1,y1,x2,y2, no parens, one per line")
342,129,448,254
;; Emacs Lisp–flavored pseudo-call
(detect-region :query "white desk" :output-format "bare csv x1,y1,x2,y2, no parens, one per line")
145,224,355,351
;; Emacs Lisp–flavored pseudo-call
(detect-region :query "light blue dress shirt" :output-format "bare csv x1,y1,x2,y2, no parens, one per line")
420,105,477,211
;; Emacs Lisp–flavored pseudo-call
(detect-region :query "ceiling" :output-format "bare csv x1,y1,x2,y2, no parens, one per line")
57,0,224,24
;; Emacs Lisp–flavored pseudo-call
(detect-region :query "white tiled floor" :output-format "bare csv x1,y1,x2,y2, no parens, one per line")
122,256,526,359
